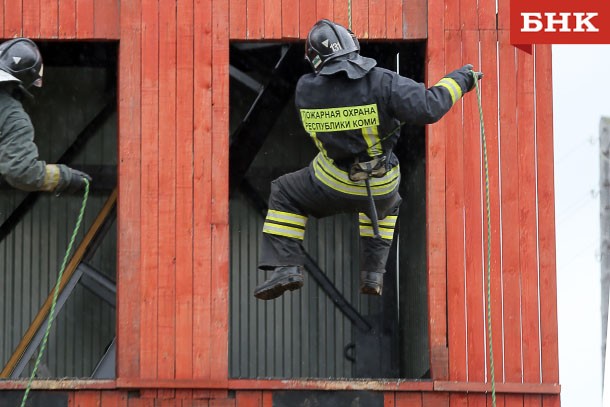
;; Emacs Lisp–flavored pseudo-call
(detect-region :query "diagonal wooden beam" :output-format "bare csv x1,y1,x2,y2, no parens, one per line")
0,189,117,378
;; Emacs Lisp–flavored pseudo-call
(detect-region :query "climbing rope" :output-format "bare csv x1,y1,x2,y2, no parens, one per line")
473,71,496,406
20,180,90,407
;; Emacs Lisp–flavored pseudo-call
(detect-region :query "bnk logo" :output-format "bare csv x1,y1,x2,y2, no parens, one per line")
510,0,610,53
521,12,599,33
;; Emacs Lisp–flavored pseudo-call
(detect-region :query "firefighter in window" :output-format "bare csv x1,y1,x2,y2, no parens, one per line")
254,19,482,300
0,38,91,194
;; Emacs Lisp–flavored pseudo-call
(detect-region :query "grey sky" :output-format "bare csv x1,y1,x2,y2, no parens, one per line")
552,44,610,406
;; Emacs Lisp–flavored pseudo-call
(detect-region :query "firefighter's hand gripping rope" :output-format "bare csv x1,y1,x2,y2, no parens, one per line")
20,179,90,407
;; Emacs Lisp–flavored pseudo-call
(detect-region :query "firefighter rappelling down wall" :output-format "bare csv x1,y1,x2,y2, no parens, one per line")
254,19,483,300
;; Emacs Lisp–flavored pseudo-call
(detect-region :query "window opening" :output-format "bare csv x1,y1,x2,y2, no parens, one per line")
228,41,429,379
0,41,118,379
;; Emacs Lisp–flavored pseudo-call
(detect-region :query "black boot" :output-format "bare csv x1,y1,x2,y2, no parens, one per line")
360,270,383,295
254,266,304,300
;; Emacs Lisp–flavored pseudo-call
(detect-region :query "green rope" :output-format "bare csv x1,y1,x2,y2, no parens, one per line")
348,0,352,30
20,180,90,407
473,71,496,406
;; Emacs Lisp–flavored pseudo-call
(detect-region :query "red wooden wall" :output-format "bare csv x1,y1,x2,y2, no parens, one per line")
0,0,560,405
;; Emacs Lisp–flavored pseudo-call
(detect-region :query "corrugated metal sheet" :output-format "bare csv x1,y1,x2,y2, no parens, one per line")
0,65,116,378
230,193,383,378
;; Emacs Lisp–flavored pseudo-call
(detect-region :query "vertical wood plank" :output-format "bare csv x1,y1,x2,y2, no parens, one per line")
211,0,230,385
480,28,505,383
39,0,58,38
299,0,316,38
117,0,142,379
534,44,559,384
333,0,349,30
351,0,368,35
235,391,263,407
468,394,487,407
246,0,264,38
22,0,40,38
368,0,386,39
76,0,94,38
385,0,401,39
403,0,426,39
94,0,120,38
422,392,449,407
444,0,459,30
395,392,422,407
426,0,447,380
4,0,23,37
262,391,273,407
158,0,178,397
73,390,101,407
58,0,76,38
140,0,160,397
315,0,333,24
450,394,468,407
542,395,560,407
478,0,496,29
282,0,299,37
176,0,195,394
264,0,280,38
524,395,542,407
101,391,128,407
498,29,523,383
384,392,395,407
497,0,509,29
459,0,478,31
193,0,213,395
517,47,541,384
230,0,246,38
0,1,4,36
445,29,467,383
462,29,486,384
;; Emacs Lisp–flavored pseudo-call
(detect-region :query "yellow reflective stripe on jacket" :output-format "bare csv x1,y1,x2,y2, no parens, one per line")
362,126,383,157
434,77,462,104
313,153,400,196
266,210,307,227
42,164,61,192
300,104,380,133
262,223,306,240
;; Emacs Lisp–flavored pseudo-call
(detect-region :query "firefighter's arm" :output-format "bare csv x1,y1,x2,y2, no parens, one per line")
389,64,482,125
0,113,50,191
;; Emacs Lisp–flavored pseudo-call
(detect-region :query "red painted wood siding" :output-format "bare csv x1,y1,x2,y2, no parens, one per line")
117,0,230,398
228,0,426,39
426,0,560,406
2,0,118,39
0,0,559,405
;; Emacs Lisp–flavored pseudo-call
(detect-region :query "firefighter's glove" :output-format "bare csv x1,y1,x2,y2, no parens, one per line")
55,164,92,194
462,64,483,91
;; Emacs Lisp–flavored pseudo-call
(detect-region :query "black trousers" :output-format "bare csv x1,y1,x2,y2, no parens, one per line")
258,167,401,273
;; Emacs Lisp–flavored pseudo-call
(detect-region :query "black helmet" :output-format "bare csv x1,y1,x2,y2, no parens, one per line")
305,19,360,73
0,38,43,90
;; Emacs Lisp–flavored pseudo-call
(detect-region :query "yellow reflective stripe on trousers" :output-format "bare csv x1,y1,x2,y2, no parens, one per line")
313,153,400,196
359,214,398,228
262,223,305,240
266,210,307,227
434,77,462,104
359,225,395,240
362,126,383,157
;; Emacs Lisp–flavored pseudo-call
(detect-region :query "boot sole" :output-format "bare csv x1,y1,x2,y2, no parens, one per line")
254,276,304,300
360,283,382,296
